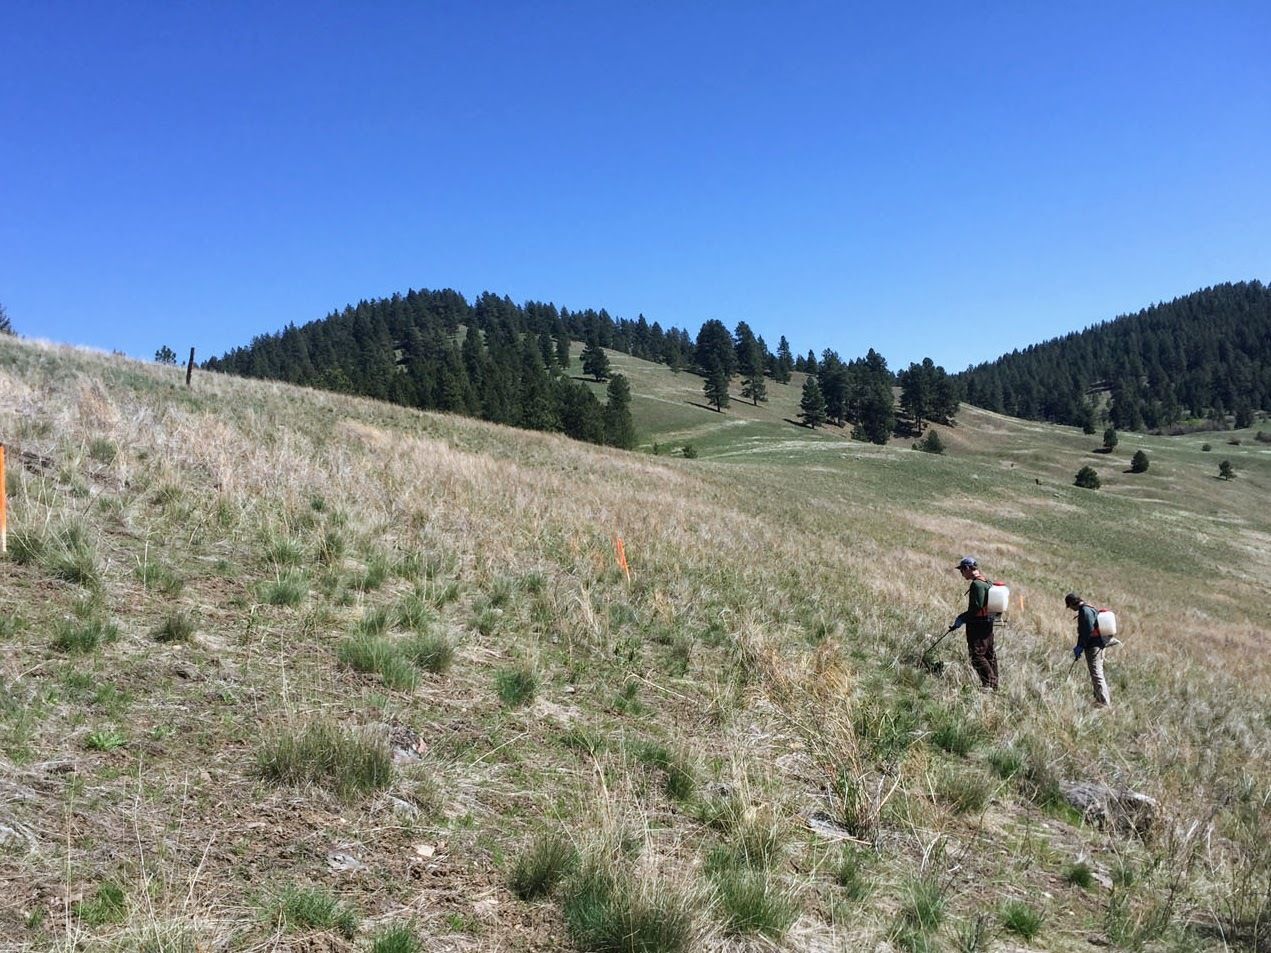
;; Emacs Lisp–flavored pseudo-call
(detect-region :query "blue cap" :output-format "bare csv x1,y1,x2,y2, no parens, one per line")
956,556,978,570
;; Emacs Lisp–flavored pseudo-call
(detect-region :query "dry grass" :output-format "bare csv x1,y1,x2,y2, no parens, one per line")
0,335,1268,951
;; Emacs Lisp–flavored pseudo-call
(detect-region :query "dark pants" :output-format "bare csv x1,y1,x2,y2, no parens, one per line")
965,621,998,689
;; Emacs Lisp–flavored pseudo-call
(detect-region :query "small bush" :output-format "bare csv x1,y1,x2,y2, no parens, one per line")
1202,442,1212,451
53,617,119,653
914,429,945,454
256,722,392,799
495,664,538,708
403,631,455,674
338,636,418,691
1228,437,1242,445
1074,465,1101,489
1130,449,1149,473
1000,899,1044,940
1064,861,1095,889
561,864,695,953
76,881,127,925
266,884,358,938
371,923,422,953
258,570,308,607
154,610,195,643
712,867,797,939
1219,459,1236,480
1256,430,1271,444
509,833,578,901
1102,427,1118,451
681,444,698,459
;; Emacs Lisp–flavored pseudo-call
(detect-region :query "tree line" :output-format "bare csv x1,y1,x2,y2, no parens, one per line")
203,288,961,450
956,281,1271,432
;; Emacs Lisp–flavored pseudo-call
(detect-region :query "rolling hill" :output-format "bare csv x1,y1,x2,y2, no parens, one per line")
1,333,1268,951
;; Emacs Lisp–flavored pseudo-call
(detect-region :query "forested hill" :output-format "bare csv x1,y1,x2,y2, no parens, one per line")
957,281,1271,431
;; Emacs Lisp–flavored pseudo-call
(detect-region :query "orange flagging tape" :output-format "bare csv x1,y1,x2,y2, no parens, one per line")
612,534,630,583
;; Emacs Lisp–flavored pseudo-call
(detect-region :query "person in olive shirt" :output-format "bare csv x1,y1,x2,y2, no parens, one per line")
1065,592,1116,707
950,556,998,689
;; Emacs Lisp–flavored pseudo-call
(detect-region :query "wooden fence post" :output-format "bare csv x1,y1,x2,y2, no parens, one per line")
186,348,195,388
0,443,7,555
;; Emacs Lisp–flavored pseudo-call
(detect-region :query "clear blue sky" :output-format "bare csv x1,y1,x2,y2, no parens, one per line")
2,1,1268,371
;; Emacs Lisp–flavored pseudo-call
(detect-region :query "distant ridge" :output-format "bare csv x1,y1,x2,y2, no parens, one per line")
957,281,1271,431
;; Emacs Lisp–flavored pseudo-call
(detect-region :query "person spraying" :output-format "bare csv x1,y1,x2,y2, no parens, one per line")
950,556,999,690
1064,592,1119,707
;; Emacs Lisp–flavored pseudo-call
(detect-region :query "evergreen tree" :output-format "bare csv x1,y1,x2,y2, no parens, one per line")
773,336,793,383
1130,449,1149,473
1074,466,1101,489
581,336,610,381
555,330,572,369
0,302,12,336
703,358,730,412
603,374,637,449
914,429,945,454
155,345,177,365
735,323,767,405
695,319,737,378
799,376,827,428
1103,427,1118,452
1219,459,1235,480
556,379,605,443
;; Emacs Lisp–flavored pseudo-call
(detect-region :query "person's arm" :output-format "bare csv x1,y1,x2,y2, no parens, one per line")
967,581,988,615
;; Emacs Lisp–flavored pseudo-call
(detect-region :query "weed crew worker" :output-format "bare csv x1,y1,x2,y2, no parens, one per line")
951,556,998,690
1065,593,1114,707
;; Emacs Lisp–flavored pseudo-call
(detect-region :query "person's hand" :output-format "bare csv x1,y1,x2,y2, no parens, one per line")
950,614,965,631
1072,645,1083,660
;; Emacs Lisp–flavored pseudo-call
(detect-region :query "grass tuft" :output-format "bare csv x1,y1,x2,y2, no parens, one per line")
712,867,797,939
256,722,392,799
154,610,196,643
561,863,695,953
371,923,422,953
1000,899,1044,940
258,570,308,607
75,881,127,925
495,664,538,707
1065,861,1095,889
509,832,578,901
338,635,418,691
402,631,455,674
53,617,119,653
265,884,358,938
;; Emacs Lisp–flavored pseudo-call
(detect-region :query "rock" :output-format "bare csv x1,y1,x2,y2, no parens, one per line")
326,849,365,872
1060,781,1159,837
803,810,858,841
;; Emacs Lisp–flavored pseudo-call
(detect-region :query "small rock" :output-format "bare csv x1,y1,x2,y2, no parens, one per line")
326,849,365,872
413,843,436,858
804,810,858,841
472,897,499,920
1060,780,1160,837
388,796,419,819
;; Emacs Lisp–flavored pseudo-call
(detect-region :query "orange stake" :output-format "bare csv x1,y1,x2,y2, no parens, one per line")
0,443,7,555
613,534,630,583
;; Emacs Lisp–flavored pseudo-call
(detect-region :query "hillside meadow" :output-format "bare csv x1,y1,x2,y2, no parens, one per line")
1,335,1267,952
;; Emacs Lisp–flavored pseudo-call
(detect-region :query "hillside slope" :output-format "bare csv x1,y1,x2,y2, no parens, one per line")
1,336,1268,952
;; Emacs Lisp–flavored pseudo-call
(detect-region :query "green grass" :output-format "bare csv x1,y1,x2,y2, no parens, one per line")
75,881,127,925
85,728,128,751
897,875,946,934
630,740,697,802
935,766,995,815
712,867,797,939
832,846,873,901
153,610,196,643
508,832,578,901
258,570,308,606
52,617,119,653
337,635,418,691
265,884,358,938
135,560,185,595
371,923,423,953
495,664,537,707
1000,899,1044,940
255,722,392,799
561,864,695,953
927,708,984,756
1065,861,1095,889
402,631,455,674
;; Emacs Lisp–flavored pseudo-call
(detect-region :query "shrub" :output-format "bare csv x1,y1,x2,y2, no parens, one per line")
914,429,945,454
371,924,422,953
681,444,698,459
561,864,695,953
712,867,797,939
1228,437,1242,445
1064,861,1095,889
1202,442,1212,451
338,636,418,691
1102,427,1118,451
1219,460,1236,480
1130,449,1149,473
1256,430,1271,444
509,832,578,901
53,617,119,653
1000,899,1044,940
266,884,358,938
1074,465,1101,489
154,610,195,643
495,664,538,707
403,631,455,674
256,722,392,799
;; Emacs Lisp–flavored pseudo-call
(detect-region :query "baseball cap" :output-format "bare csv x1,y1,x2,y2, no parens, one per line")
956,556,978,570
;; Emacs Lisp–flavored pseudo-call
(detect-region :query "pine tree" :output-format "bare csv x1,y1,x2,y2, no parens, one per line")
1103,427,1118,452
695,320,737,378
1130,449,1149,473
1219,459,1235,480
735,324,767,405
775,336,793,383
914,429,945,454
1074,466,1101,489
799,376,827,428
581,336,610,381
155,345,177,365
0,302,13,336
603,374,637,449
703,358,730,412
555,330,572,369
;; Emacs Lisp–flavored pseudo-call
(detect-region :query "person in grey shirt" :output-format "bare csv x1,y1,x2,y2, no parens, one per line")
1064,592,1118,707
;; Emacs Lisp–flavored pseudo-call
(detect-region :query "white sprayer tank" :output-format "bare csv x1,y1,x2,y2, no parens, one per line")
1097,610,1118,637
986,583,1010,614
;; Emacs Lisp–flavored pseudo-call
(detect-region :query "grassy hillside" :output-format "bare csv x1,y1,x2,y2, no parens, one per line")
1,335,1268,952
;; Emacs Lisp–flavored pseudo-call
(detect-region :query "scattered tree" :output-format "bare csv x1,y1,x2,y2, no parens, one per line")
681,443,698,459
1102,427,1118,452
1202,442,1212,452
1074,466,1101,489
580,336,610,382
1130,449,1149,473
703,358,730,412
1219,460,1235,480
0,302,13,336
155,345,178,365
799,376,827,428
774,336,794,383
602,375,637,450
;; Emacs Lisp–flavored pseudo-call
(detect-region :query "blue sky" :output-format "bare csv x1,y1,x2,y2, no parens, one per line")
2,1,1268,371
